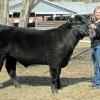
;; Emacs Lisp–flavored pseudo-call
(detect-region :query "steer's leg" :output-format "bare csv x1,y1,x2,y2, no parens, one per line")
5,56,21,88
57,68,61,89
49,66,61,94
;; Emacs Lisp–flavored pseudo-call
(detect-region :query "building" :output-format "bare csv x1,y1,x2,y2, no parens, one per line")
9,0,100,27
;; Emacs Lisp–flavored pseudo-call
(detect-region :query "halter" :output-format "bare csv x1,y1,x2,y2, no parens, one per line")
72,25,88,36
71,15,91,36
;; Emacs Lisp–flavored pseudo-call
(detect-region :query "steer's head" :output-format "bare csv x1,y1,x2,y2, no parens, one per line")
68,15,90,37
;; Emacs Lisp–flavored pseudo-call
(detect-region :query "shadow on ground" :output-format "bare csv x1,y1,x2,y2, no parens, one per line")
0,76,92,89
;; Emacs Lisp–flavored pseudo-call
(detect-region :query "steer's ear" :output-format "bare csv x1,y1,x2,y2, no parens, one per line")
68,15,76,25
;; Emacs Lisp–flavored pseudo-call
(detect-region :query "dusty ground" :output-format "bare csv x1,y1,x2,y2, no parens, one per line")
0,37,100,100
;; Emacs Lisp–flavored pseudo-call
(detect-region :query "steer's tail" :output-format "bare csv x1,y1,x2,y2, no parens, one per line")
0,64,3,72
0,59,4,72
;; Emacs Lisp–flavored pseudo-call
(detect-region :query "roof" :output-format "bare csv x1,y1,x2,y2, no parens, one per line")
9,0,100,15
54,2,85,14
85,2,100,14
54,2,100,15
31,0,76,14
9,0,76,15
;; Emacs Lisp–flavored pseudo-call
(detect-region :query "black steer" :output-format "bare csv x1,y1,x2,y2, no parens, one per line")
0,15,89,94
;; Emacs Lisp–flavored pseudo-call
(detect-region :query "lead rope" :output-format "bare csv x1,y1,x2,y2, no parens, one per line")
71,48,90,60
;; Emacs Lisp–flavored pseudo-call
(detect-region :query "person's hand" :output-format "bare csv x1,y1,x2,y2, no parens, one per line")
89,24,97,29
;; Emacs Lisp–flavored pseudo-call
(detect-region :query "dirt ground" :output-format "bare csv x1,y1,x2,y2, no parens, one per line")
1,37,100,100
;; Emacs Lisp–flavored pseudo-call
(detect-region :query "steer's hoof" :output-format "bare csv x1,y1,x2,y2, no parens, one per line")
14,82,21,89
52,89,58,94
51,85,58,94
15,84,21,89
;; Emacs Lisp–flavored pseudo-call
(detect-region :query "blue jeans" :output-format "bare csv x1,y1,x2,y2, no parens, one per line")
92,45,100,86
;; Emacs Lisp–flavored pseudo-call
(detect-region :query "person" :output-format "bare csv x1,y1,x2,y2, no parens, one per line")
89,6,100,88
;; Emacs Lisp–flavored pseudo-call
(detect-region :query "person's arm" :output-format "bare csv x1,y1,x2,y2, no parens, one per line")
89,23,100,38
95,23,100,34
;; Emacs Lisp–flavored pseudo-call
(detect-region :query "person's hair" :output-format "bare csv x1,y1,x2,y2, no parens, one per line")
92,6,100,22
